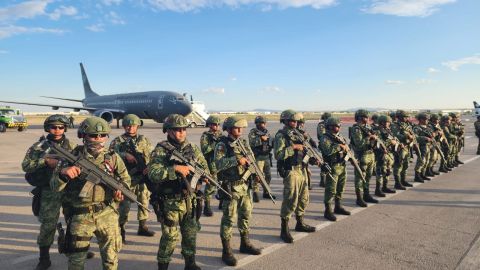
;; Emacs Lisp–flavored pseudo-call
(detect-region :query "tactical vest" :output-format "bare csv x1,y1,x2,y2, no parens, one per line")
350,124,374,152
203,132,219,163
276,128,305,171
252,128,272,156
322,132,347,164
216,136,243,181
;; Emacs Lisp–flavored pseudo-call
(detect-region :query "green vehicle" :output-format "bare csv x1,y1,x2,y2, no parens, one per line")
0,106,28,132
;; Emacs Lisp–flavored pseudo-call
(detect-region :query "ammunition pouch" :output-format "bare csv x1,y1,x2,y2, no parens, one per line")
31,187,42,216
217,181,233,200
150,195,164,223
25,171,49,187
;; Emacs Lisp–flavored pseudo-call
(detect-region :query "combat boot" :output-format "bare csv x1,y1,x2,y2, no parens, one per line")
218,199,223,210
400,175,413,187
421,173,431,181
394,175,406,190
295,216,316,232
263,192,276,199
382,181,396,193
319,174,326,187
120,223,126,244
221,238,237,266
240,233,262,255
414,172,424,183
324,203,337,221
252,191,260,203
429,167,440,176
35,246,51,270
158,262,169,270
375,183,386,197
334,199,351,216
203,199,213,217
184,255,201,270
356,191,367,207
363,190,379,203
425,168,435,177
280,218,293,243
439,165,449,173
456,158,464,165
138,219,155,237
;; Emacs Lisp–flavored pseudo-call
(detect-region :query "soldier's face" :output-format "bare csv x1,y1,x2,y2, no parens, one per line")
123,125,138,136
48,125,65,139
287,120,297,129
209,123,219,132
257,123,266,130
385,122,391,129
85,133,109,143
168,128,187,143
359,116,368,124
229,127,242,138
331,126,340,133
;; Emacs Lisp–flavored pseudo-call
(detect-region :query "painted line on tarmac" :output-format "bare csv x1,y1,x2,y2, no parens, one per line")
455,226,480,270
463,155,480,164
11,254,38,265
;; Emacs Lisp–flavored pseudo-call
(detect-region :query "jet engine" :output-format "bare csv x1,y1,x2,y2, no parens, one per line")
93,110,114,123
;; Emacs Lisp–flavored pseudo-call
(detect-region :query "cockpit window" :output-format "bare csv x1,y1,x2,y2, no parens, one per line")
177,97,185,101
0,110,15,116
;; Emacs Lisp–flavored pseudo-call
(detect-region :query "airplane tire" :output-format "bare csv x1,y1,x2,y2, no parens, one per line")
0,124,6,133
189,122,197,128
18,127,26,132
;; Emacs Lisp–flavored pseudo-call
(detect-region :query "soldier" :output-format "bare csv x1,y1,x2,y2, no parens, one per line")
248,115,274,201
375,115,398,193
274,110,316,244
391,110,414,189
426,114,443,174
109,114,155,244
69,115,75,128
317,112,332,188
51,116,130,270
22,115,77,270
296,114,318,191
318,117,351,221
412,113,433,182
147,114,206,270
449,113,464,165
200,115,222,216
214,116,261,266
440,115,458,170
371,114,379,130
350,109,378,207
475,116,480,155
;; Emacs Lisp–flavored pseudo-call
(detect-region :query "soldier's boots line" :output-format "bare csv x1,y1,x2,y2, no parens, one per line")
334,199,351,216
221,238,237,266
324,203,336,221
35,246,51,270
319,174,326,188
184,255,201,270
355,191,368,207
294,216,316,232
375,183,386,197
280,218,294,243
252,192,260,203
203,199,213,217
239,234,262,255
363,190,378,204
158,262,169,270
138,219,156,237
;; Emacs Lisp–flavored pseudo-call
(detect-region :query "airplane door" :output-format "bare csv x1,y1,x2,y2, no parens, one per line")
156,95,164,118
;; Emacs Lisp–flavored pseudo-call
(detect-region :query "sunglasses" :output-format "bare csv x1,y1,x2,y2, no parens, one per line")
87,134,108,138
49,125,65,130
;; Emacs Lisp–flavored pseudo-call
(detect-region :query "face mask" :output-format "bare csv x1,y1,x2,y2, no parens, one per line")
84,140,105,156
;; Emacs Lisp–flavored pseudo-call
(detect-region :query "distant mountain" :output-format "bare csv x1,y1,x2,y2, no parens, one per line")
344,107,391,112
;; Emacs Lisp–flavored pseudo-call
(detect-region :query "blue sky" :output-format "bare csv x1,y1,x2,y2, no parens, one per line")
0,0,479,112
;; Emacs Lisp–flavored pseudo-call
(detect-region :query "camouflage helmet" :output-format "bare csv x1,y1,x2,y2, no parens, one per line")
44,114,70,132
354,109,369,121
441,115,451,122
296,113,305,123
254,115,267,124
163,114,189,133
396,110,409,119
279,109,301,123
377,115,391,125
321,112,332,121
371,113,379,123
429,114,439,121
416,112,428,121
122,114,142,126
206,115,221,125
448,112,458,119
389,111,397,119
223,116,248,131
325,117,341,128
78,117,111,138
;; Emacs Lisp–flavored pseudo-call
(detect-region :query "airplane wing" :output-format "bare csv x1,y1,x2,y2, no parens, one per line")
0,100,125,114
40,96,84,102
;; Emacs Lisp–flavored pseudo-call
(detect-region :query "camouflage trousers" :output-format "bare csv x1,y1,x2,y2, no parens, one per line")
427,145,439,169
67,205,122,270
354,151,376,193
204,172,218,202
324,163,346,205
220,183,252,240
477,137,480,154
158,197,199,264
394,147,410,181
253,158,272,193
447,140,457,164
280,166,309,219
37,187,62,247
119,182,150,225
415,145,431,174
375,152,394,186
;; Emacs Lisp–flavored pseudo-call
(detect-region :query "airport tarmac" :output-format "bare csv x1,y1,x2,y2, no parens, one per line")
1,118,479,270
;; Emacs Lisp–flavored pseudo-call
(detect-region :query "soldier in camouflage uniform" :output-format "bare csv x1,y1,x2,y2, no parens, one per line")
109,114,155,244
317,112,332,188
147,114,206,270
200,115,222,216
426,114,444,174
371,114,379,130
318,117,351,221
214,116,262,266
248,115,275,201
350,109,378,207
391,110,414,189
296,114,318,191
51,117,130,270
475,116,480,155
274,110,316,244
449,113,464,166
440,115,458,170
375,115,398,193
22,115,77,270
412,113,434,182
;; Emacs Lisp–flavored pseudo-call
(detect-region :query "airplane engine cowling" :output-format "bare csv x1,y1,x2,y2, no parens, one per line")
93,110,114,123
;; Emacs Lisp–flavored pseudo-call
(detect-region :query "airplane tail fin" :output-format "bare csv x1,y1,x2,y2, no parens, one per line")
80,63,99,98
474,101,480,108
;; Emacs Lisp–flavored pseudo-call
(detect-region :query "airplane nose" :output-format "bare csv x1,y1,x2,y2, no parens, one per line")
178,101,193,116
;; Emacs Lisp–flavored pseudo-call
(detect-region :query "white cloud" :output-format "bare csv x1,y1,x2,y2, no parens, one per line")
385,80,405,85
102,0,123,6
49,6,78,20
0,0,50,22
261,85,282,93
363,0,456,17
106,11,126,25
416,78,435,84
230,77,237,81
0,25,65,39
0,49,8,54
86,23,105,32
203,87,225,94
442,54,480,71
145,0,337,12
427,67,440,73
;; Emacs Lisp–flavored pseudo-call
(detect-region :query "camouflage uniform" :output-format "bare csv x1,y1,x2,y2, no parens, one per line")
441,116,457,169
475,117,480,155
316,112,331,187
391,110,415,188
427,114,443,173
51,117,130,270
215,116,261,266
375,116,397,193
109,133,154,239
449,113,464,165
147,114,206,269
412,113,433,182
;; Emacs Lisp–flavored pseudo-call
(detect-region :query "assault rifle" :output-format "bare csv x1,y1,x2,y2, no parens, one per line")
424,129,447,164
158,142,231,198
290,128,333,178
230,138,276,204
44,142,151,212
405,125,423,159
253,128,274,166
330,133,366,182
126,139,149,184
